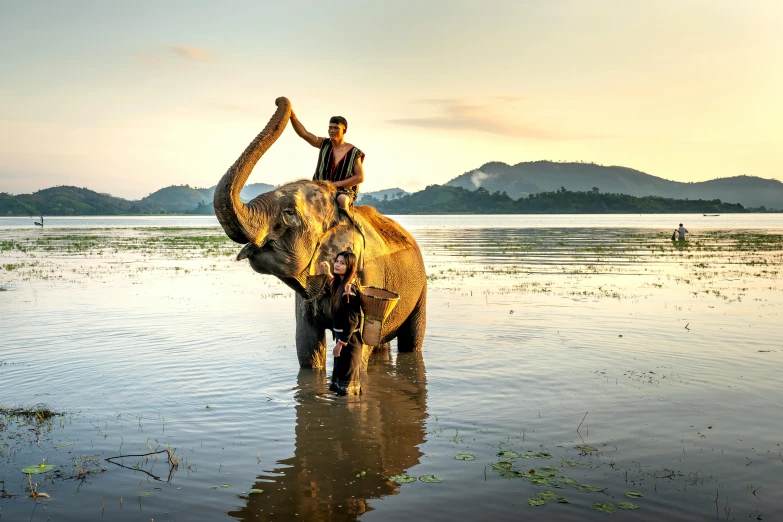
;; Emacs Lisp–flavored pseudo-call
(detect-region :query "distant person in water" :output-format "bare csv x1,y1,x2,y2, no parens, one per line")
676,223,688,240
290,109,365,223
319,251,363,396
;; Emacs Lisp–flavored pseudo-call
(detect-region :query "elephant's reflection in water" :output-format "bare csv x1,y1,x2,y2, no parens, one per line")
228,351,428,521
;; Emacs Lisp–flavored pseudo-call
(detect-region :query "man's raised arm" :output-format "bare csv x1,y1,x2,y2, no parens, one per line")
290,110,323,148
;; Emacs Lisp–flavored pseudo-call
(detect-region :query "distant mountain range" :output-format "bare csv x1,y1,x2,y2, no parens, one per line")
446,161,783,209
2,160,780,215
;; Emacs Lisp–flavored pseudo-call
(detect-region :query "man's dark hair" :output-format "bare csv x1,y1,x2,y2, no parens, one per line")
330,116,348,130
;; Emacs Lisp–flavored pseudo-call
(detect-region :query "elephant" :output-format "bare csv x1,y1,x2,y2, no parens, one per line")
213,97,427,369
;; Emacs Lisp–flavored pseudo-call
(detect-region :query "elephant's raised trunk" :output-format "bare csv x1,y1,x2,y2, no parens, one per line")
214,97,292,244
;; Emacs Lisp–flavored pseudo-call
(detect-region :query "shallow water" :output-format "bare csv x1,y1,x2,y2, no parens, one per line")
1,218,782,521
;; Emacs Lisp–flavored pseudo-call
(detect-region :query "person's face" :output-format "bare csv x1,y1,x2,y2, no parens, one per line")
333,255,347,275
328,123,346,141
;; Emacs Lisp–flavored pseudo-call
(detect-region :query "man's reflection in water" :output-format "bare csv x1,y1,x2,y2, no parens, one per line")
228,351,427,521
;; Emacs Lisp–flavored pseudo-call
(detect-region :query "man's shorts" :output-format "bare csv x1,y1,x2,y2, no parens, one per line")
336,188,358,204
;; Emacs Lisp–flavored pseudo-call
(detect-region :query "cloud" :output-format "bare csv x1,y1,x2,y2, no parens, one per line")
470,169,494,188
388,98,587,140
169,45,214,62
136,45,214,65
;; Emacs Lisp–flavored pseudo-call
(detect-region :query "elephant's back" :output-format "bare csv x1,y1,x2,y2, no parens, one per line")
355,205,418,251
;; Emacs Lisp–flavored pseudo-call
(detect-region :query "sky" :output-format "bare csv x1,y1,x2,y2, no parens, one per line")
1,1,782,199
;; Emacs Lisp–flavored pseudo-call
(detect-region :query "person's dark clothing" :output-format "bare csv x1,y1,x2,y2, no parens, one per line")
313,140,365,203
330,284,363,394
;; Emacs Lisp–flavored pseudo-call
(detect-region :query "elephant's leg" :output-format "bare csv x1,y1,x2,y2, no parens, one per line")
295,294,326,369
396,289,427,352
360,344,374,372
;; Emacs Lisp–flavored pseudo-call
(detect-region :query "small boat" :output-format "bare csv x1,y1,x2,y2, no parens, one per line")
703,214,720,217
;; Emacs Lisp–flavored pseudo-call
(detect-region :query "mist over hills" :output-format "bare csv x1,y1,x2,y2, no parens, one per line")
447,161,783,209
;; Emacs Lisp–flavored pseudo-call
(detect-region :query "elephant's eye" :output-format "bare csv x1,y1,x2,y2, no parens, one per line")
282,208,296,216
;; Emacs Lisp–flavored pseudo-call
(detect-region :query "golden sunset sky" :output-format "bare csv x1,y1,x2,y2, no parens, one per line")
1,1,781,199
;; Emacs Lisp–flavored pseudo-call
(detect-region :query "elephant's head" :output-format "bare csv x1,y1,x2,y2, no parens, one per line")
213,98,351,293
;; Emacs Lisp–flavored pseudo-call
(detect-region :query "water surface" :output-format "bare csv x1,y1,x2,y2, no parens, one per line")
1,216,781,521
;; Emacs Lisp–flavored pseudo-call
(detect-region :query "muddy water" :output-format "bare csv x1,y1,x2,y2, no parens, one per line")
1,217,782,521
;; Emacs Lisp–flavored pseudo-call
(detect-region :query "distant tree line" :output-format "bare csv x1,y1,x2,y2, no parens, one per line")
2,183,779,216
361,185,755,214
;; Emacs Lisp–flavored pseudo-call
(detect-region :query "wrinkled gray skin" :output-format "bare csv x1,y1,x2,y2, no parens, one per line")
214,97,427,368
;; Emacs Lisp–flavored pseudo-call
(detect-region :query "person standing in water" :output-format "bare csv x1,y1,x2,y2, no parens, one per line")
676,223,689,240
319,251,363,396
290,109,365,222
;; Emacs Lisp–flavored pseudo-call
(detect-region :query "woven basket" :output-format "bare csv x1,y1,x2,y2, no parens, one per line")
358,287,400,346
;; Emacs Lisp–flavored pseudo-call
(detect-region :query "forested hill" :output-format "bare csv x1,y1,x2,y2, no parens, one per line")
1,183,276,216
446,161,783,210
362,185,751,214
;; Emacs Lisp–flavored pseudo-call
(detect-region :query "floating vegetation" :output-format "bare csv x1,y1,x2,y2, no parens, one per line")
390,474,416,484
497,450,521,458
625,490,643,498
577,484,605,493
248,489,264,495
593,502,618,513
521,451,552,459
22,462,55,474
498,470,526,479
455,454,476,461
419,474,443,483
575,445,597,453
526,475,557,486
491,462,513,471
0,404,59,421
618,502,640,510
535,491,559,501
560,459,590,467
526,491,570,507
558,477,578,485
536,466,561,475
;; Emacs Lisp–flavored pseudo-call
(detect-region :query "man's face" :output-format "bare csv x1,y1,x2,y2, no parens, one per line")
328,123,346,140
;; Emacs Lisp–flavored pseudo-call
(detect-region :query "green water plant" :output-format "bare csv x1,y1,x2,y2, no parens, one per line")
390,474,416,484
419,474,443,483
593,502,618,513
625,490,643,498
521,451,553,459
577,484,605,493
618,502,640,510
497,450,521,458
22,460,55,474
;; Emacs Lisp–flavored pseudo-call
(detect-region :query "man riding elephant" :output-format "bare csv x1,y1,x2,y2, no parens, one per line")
212,97,426,375
289,110,364,229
